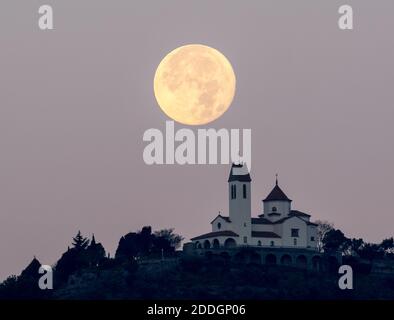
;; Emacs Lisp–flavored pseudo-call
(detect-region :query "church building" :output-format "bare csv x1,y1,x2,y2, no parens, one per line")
190,163,318,250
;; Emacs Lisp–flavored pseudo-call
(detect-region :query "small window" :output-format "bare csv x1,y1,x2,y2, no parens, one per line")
270,241,274,247
231,185,237,199
272,206,277,212
217,222,221,230
257,240,262,246
244,222,247,227
243,184,247,199
291,228,299,237
243,236,247,244
294,238,297,246
310,236,315,241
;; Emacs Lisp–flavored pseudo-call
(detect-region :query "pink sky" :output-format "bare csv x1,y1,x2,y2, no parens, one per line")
0,0,393,280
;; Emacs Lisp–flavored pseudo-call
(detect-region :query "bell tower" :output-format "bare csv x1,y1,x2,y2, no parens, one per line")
228,163,252,244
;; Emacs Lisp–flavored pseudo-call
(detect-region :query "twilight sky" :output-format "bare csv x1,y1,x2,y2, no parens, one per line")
1,0,393,280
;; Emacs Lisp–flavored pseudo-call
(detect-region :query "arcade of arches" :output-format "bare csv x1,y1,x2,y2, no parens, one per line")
193,237,337,271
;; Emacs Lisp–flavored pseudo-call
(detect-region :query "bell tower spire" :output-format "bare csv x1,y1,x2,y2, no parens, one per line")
262,174,292,222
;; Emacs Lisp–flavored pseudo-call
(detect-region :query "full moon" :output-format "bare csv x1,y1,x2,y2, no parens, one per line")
154,44,236,125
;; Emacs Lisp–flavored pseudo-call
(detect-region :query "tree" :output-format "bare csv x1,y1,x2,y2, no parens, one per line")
139,226,153,255
86,234,106,267
0,258,51,299
154,228,184,249
152,235,173,255
56,232,106,282
116,232,138,260
115,226,155,260
0,276,19,299
323,229,349,253
345,238,364,256
380,237,394,257
115,227,184,260
21,257,41,278
315,220,334,252
72,231,89,250
358,243,382,261
55,247,82,282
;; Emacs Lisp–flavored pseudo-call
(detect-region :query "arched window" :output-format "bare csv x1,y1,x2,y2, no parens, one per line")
296,255,307,268
243,184,247,199
257,240,262,246
270,241,275,247
217,222,221,230
281,254,292,265
265,254,277,265
291,228,299,237
294,238,297,246
272,206,277,212
224,238,236,248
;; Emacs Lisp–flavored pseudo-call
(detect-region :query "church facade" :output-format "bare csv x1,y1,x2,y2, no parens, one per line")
190,163,318,251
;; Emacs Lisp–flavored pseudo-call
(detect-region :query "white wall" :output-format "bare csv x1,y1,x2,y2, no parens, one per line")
273,222,283,237
263,200,291,222
229,181,251,244
250,237,282,247
307,225,318,248
251,223,275,232
211,216,231,232
281,217,308,247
